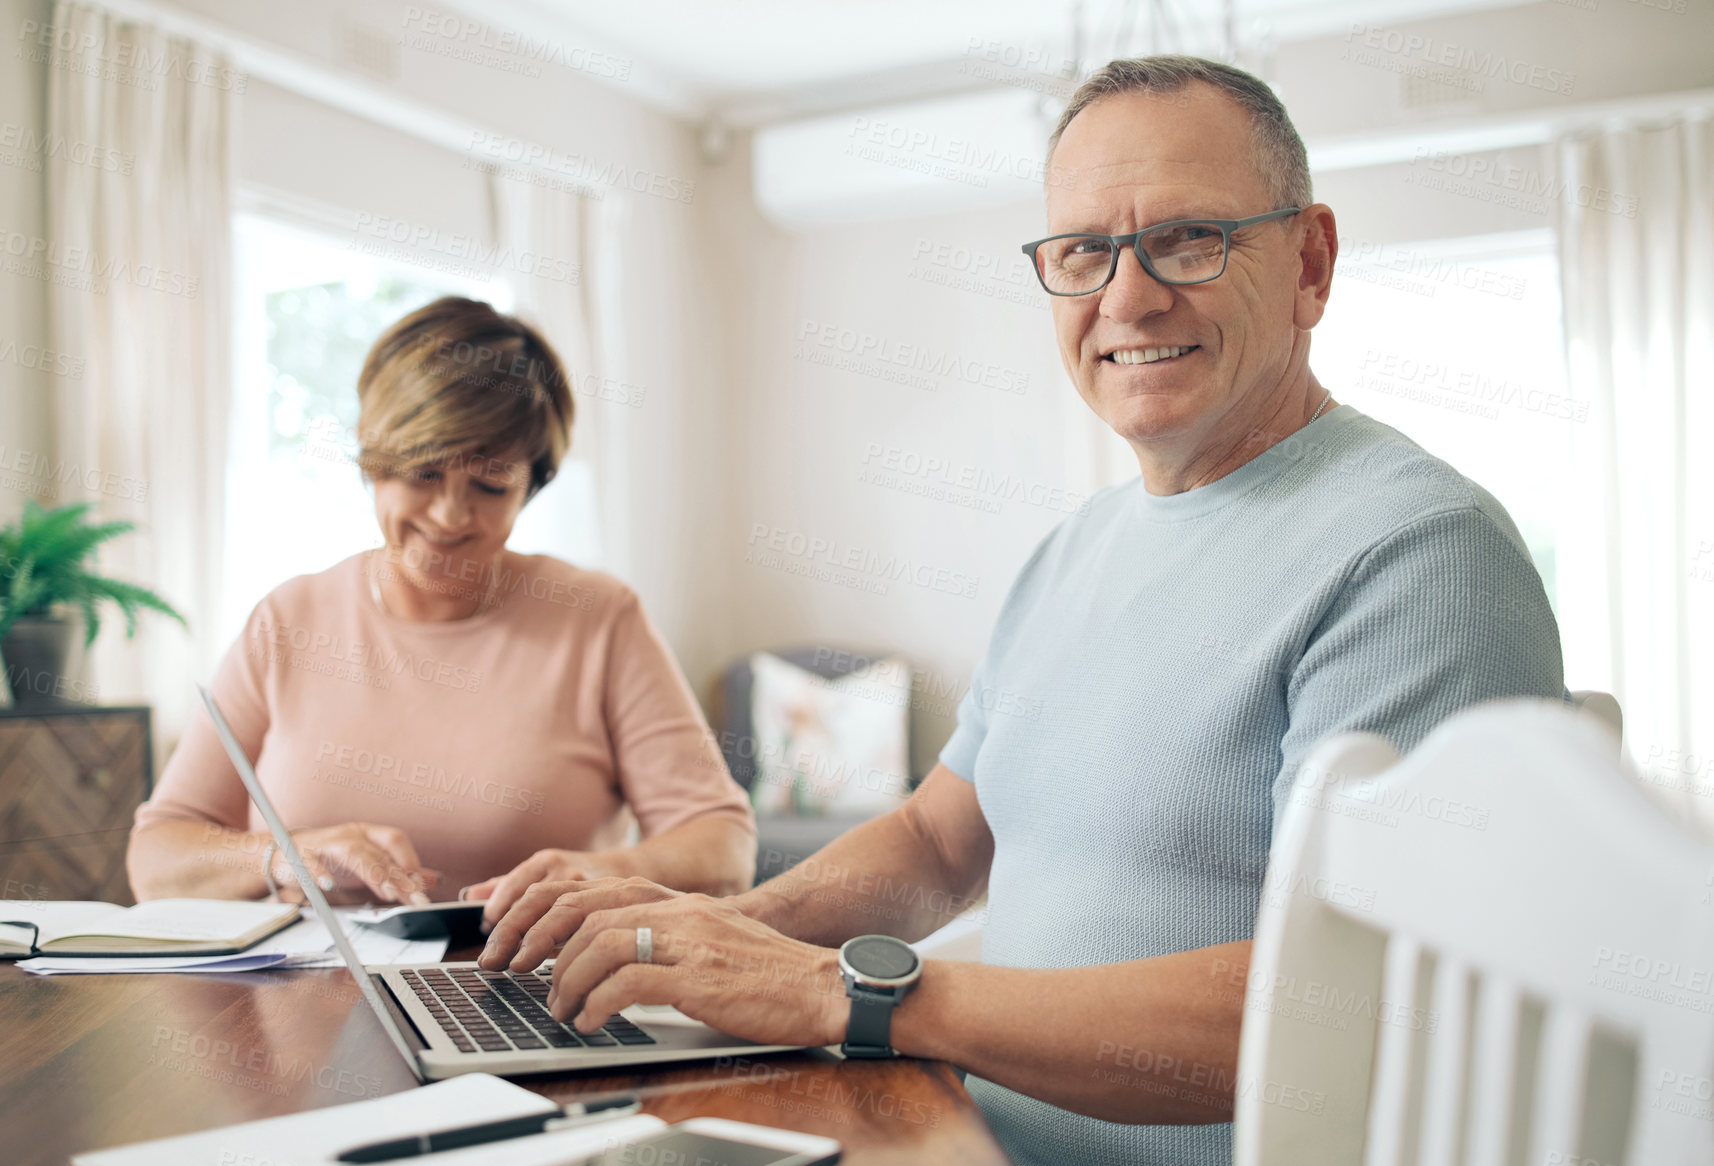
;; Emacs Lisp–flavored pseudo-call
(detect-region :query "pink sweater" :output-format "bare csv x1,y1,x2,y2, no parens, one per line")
136,553,753,895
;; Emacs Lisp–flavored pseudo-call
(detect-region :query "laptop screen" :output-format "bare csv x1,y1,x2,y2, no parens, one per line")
196,684,424,1078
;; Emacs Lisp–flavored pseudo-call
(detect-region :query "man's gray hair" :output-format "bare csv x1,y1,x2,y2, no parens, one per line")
1049,55,1312,210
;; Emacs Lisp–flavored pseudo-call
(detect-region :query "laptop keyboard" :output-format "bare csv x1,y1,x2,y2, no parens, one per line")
399,967,657,1054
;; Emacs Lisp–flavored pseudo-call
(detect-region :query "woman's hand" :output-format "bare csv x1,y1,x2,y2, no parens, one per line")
541,891,847,1049
270,822,436,904
462,849,633,931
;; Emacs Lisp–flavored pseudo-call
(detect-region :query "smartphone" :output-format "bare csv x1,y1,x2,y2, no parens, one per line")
573,1118,841,1166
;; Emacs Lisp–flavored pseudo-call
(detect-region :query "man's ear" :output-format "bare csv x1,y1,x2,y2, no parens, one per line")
1292,204,1338,331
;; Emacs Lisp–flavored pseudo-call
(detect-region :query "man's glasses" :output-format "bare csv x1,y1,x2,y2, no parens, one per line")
1021,207,1303,296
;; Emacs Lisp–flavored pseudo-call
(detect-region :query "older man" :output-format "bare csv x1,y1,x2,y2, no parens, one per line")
476,55,1563,1165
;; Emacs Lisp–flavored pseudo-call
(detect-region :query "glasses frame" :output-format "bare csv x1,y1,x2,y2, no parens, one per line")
1021,206,1304,296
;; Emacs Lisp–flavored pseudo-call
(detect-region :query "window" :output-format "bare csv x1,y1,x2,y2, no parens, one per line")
222,211,514,642
1312,229,1576,618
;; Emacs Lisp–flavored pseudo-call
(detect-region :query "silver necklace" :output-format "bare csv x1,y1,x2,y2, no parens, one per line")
368,548,501,619
1309,388,1333,423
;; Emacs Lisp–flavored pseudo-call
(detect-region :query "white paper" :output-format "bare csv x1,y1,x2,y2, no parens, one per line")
70,1071,665,1166
19,908,449,974
267,911,452,968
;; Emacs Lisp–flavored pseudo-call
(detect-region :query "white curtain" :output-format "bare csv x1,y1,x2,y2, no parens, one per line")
487,172,632,580
1553,114,1714,825
46,1,235,766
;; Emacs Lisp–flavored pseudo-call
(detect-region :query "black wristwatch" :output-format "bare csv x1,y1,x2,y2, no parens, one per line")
837,934,922,1058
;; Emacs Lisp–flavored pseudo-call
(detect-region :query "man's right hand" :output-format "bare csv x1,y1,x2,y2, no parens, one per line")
269,822,434,905
477,876,689,972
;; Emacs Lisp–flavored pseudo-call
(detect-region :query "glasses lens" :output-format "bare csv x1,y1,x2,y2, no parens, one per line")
1139,223,1227,284
1035,235,1116,294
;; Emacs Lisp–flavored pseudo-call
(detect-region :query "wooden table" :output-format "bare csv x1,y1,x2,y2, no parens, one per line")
0,946,1009,1165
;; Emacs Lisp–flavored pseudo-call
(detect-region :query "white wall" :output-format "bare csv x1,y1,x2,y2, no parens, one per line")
235,80,490,236
701,148,1104,772
1274,0,1714,135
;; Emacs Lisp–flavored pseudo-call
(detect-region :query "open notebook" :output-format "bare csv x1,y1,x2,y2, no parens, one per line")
0,898,300,957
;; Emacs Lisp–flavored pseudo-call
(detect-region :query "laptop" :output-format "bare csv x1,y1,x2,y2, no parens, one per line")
197,684,805,1080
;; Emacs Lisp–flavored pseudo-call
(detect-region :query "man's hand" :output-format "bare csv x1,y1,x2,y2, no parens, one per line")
478,875,683,970
274,822,435,904
544,892,848,1049
462,849,633,930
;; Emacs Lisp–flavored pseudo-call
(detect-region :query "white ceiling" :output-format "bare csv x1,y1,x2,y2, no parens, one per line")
461,0,1535,123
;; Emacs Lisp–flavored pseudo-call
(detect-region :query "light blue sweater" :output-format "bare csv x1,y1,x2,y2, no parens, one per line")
939,405,1565,1166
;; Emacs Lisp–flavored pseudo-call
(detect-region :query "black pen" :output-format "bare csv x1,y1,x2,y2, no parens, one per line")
334,1094,643,1162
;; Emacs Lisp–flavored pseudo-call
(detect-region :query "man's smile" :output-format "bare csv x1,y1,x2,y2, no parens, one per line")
1103,344,1202,365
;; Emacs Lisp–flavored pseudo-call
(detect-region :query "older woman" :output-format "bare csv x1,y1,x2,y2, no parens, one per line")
127,297,754,914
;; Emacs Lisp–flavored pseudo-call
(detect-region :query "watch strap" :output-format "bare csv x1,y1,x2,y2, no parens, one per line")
842,983,897,1058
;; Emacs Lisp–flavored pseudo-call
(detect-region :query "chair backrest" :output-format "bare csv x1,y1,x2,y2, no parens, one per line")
1571,689,1624,741
1235,698,1714,1166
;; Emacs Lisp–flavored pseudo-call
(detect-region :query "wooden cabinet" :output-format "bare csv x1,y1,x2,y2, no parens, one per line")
0,706,151,905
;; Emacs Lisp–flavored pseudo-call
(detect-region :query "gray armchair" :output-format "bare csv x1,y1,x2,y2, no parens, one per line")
716,646,919,884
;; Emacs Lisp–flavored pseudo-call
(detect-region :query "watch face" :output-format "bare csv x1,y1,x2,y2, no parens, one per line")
844,935,920,981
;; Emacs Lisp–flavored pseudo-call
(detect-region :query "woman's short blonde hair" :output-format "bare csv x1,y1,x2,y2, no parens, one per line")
356,297,574,496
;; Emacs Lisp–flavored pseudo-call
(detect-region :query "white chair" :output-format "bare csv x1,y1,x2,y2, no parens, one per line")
1571,688,1624,743
1235,698,1714,1166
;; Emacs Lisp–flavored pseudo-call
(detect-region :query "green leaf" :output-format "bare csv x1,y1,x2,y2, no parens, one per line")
0,503,184,648
75,593,100,649
81,575,188,640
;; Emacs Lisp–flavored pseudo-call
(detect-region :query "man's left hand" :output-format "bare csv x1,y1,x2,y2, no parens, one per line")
544,893,849,1049
463,848,630,930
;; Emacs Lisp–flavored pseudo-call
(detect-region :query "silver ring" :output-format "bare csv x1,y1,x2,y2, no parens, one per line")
636,926,653,965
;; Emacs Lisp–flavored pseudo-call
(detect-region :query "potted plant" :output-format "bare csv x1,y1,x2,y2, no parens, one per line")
0,500,187,706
